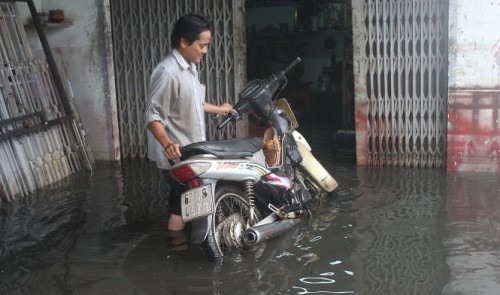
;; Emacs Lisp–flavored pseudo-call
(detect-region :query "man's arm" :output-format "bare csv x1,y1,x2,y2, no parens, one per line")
147,121,181,160
203,102,233,116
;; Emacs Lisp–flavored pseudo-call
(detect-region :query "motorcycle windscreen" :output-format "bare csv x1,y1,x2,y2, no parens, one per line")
274,98,299,130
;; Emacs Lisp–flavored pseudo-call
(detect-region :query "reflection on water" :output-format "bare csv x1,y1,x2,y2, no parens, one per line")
0,162,128,294
348,166,450,295
1,157,499,294
442,173,500,295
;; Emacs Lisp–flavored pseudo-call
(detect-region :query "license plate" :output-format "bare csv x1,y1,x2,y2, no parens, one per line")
181,184,214,222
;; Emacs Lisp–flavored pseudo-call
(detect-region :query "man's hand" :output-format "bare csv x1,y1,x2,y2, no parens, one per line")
218,103,234,116
147,121,181,160
164,142,182,160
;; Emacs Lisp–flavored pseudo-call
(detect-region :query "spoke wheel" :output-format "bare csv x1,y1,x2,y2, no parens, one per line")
204,185,260,260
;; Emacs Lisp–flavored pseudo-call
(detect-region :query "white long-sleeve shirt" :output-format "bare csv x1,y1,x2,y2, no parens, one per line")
144,49,206,169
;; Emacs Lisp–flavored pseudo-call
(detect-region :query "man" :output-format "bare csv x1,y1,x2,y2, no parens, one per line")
145,13,233,231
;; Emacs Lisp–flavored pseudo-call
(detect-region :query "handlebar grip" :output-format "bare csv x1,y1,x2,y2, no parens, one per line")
282,57,302,75
217,113,234,129
217,117,231,129
217,110,241,129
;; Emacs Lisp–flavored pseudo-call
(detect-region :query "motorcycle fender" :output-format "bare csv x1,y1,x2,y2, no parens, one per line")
296,140,338,192
292,130,312,151
190,215,211,244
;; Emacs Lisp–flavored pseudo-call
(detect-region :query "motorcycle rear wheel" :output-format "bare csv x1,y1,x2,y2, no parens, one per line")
204,185,261,260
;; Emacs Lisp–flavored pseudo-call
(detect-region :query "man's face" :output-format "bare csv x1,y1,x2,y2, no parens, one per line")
180,30,211,64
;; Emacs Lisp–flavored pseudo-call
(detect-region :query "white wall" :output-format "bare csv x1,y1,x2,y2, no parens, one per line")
21,0,119,161
448,0,500,87
446,0,500,172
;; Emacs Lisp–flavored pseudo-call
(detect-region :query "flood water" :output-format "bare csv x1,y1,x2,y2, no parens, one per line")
1,153,499,295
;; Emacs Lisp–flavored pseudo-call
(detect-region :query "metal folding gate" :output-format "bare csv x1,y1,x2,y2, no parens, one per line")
110,0,245,159
0,1,93,201
352,0,448,167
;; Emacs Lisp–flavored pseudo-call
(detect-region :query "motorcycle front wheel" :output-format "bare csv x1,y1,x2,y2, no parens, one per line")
204,185,261,260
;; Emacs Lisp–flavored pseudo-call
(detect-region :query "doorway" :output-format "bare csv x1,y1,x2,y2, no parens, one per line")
245,0,449,168
245,0,356,159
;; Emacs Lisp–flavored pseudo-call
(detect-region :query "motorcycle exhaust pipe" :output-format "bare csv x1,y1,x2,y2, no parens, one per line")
243,219,300,246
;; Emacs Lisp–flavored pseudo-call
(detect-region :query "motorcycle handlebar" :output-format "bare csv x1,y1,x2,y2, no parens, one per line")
217,57,301,129
281,57,301,76
217,110,239,129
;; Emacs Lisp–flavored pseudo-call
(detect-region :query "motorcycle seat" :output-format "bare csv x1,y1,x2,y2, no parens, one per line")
180,137,263,159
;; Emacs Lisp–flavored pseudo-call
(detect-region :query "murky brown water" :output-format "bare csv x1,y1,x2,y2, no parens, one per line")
1,154,499,295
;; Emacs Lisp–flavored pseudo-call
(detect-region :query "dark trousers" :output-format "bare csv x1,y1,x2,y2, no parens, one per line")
161,168,187,216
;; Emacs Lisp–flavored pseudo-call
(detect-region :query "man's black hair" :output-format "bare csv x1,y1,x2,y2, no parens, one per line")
170,13,213,48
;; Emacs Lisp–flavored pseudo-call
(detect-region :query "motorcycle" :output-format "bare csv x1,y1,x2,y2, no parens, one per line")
169,57,338,261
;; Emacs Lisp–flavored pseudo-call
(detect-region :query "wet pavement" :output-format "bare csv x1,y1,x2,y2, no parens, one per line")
1,152,499,295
